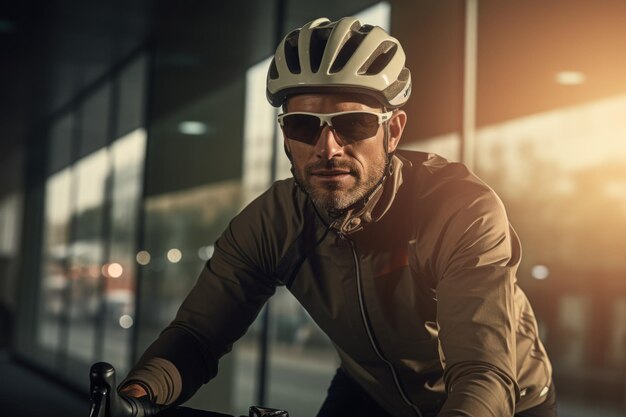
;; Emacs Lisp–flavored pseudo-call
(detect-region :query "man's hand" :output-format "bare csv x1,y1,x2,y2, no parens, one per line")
90,362,161,417
115,388,162,417
120,383,149,399
117,383,162,417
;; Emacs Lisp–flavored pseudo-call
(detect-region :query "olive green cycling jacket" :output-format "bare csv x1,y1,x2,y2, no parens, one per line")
124,150,553,417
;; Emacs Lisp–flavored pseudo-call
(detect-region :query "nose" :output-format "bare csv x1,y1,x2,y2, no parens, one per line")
314,124,344,160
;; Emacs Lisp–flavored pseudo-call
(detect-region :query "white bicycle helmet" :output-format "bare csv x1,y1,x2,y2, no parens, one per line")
266,17,411,108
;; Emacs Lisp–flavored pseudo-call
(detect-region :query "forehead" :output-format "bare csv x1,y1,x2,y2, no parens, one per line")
285,92,383,112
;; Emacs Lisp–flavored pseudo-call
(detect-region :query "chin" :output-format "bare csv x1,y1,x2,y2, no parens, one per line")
312,191,358,213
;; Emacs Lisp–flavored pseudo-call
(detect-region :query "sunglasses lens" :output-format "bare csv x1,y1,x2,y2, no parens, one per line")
281,112,383,144
332,113,380,142
281,114,321,143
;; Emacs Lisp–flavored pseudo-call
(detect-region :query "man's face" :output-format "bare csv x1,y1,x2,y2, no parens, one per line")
282,93,405,213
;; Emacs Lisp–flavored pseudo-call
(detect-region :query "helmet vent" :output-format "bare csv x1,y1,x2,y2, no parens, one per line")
359,24,375,34
309,27,332,73
330,32,366,73
284,30,301,74
268,58,279,80
358,41,397,75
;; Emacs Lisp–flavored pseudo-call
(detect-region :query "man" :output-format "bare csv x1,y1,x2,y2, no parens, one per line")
118,17,555,417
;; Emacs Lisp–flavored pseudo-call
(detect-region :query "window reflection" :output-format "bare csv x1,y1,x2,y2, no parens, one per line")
25,53,148,390
266,288,338,414
242,56,277,205
117,56,147,138
101,128,147,377
475,94,626,402
610,299,626,367
401,132,461,162
37,114,75,359
556,296,589,367
66,148,109,367
38,168,73,353
137,180,243,413
476,95,626,275
139,180,242,338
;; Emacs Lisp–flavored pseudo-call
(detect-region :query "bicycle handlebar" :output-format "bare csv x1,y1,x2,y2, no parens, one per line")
89,362,164,417
89,362,288,417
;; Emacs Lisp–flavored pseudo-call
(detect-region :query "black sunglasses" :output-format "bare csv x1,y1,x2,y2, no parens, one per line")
277,110,393,145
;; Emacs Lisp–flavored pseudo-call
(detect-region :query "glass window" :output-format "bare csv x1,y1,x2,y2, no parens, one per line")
77,85,111,160
100,128,147,377
389,0,466,161
36,114,76,362
144,80,245,197
138,180,243,413
46,115,74,176
556,296,589,367
474,2,626,407
242,56,278,206
266,288,338,414
22,53,148,391
610,298,626,367
117,56,147,138
475,95,626,362
65,148,109,375
0,193,22,318
0,193,22,257
37,168,73,355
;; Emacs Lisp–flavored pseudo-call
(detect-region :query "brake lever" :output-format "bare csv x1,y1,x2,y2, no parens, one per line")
89,363,115,417
89,385,108,417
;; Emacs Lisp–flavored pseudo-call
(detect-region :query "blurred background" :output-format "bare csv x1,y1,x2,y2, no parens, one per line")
0,0,625,416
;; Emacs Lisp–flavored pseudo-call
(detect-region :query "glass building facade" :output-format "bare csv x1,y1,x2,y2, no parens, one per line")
1,1,625,416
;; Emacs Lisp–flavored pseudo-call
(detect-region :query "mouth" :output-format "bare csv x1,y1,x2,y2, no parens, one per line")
311,169,352,177
310,170,353,181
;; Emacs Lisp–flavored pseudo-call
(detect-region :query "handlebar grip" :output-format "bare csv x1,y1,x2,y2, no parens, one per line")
89,362,162,417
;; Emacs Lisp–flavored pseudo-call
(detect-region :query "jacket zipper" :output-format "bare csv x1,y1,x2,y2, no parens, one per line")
347,238,424,417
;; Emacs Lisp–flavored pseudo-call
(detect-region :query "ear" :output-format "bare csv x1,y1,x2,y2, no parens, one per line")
387,110,407,153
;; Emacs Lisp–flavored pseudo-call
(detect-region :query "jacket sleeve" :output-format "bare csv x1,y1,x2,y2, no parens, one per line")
121,200,278,406
434,184,521,417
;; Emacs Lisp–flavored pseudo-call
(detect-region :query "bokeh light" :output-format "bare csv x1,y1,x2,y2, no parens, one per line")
119,315,134,329
167,248,183,263
136,250,151,265
531,265,550,280
107,262,123,278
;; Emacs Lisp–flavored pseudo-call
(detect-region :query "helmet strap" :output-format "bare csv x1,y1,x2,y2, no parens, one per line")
383,110,394,175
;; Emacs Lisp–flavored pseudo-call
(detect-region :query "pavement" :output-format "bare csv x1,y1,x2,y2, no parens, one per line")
0,350,89,417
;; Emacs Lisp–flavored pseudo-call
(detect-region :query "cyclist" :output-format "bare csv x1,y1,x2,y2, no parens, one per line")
118,17,556,417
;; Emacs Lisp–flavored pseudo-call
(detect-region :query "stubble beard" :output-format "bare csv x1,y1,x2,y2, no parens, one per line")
296,152,387,214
